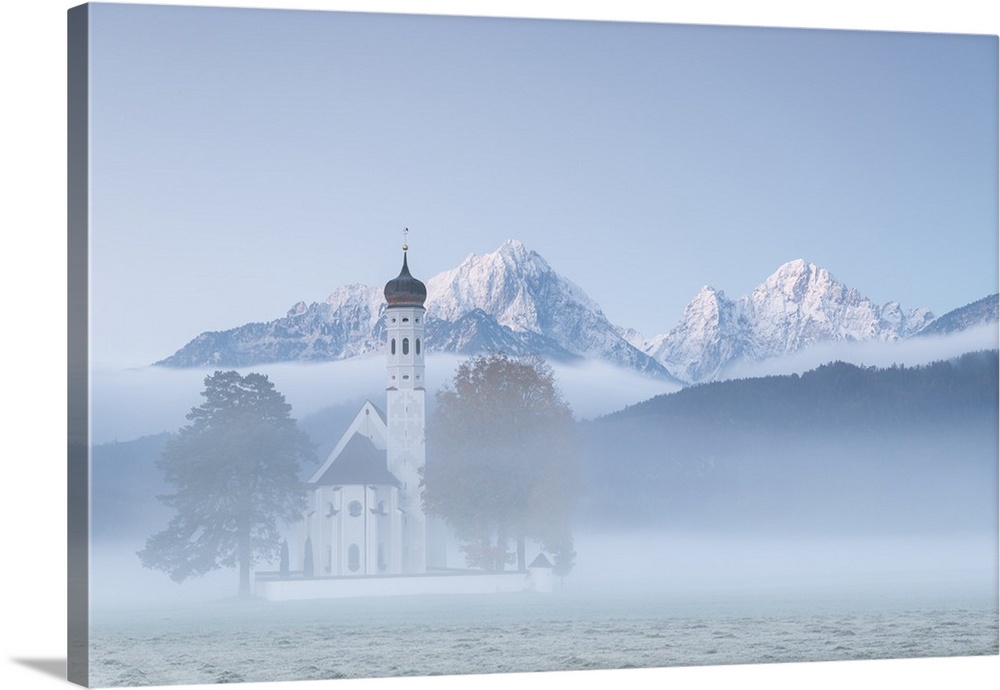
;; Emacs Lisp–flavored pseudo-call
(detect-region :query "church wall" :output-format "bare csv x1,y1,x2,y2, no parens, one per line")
301,483,402,576
338,485,368,574
387,387,426,573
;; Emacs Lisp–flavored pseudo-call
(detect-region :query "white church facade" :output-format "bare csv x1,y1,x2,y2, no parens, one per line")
300,246,429,577
299,247,429,577
255,242,552,599
301,401,402,576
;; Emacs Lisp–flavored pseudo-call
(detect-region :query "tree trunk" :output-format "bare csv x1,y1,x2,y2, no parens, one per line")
516,534,526,571
279,539,290,578
303,537,315,577
495,528,507,572
238,529,252,598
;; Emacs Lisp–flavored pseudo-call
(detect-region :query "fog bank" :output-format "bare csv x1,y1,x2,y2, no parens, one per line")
89,529,997,614
90,356,680,443
723,323,998,381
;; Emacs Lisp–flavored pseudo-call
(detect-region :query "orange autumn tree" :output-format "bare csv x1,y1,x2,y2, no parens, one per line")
422,354,579,573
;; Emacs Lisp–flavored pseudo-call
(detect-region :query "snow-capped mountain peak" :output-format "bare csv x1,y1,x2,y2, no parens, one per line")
746,260,873,354
648,259,938,383
157,247,989,386
648,285,748,383
426,240,602,334
157,240,669,379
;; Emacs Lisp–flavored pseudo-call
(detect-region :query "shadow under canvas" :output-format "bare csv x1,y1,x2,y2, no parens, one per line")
12,658,67,681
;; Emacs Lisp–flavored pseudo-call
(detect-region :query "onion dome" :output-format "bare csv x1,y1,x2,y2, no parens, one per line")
384,252,427,307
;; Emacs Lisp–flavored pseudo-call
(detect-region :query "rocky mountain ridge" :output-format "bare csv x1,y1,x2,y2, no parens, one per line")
156,241,996,384
157,240,671,378
642,259,938,383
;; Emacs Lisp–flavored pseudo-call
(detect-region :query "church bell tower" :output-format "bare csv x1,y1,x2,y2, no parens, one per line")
383,230,427,573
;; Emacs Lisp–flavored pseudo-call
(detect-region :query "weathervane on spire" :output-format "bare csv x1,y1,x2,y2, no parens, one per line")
402,227,409,252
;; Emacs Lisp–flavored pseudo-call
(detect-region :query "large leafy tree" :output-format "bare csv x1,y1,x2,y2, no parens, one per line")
422,354,579,571
138,371,313,597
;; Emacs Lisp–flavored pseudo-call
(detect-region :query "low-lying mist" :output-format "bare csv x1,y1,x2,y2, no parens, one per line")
90,355,680,444
570,530,997,610
722,323,998,381
87,333,997,618
89,528,997,614
90,326,997,444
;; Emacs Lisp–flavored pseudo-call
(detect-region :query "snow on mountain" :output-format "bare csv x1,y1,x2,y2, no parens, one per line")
425,240,667,374
649,259,937,384
745,259,933,354
157,240,671,378
616,326,650,352
156,246,991,386
156,284,387,367
915,294,998,337
427,240,600,331
423,309,573,358
647,286,750,384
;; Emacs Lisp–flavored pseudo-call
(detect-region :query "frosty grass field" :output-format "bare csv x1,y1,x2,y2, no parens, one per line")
89,588,998,687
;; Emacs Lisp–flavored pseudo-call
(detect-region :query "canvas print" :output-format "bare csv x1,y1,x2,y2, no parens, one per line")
68,2,999,688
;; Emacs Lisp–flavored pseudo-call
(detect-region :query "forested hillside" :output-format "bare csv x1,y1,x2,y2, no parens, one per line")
578,351,998,534
605,350,997,430
90,433,173,540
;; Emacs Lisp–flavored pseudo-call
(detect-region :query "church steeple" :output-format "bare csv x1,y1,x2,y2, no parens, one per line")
383,229,428,572
383,229,428,308
384,232,426,392
384,253,427,308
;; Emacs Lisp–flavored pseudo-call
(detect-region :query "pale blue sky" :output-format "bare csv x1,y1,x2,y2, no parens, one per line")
86,3,998,367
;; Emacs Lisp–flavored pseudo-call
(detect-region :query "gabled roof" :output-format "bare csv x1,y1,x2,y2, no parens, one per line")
312,432,401,487
307,400,388,484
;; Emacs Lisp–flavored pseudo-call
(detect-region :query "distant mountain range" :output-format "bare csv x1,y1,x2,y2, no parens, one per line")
156,240,998,384
156,240,670,377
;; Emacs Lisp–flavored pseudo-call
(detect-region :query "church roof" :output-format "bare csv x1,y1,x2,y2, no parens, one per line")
384,252,427,307
306,400,388,485
365,402,388,425
312,432,401,487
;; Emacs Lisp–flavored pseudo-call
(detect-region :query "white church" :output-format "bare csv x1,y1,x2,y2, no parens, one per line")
300,246,431,578
255,241,553,599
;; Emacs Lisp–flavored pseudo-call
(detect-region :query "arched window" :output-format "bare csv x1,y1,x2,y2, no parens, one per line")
391,339,396,355
402,338,409,355
415,338,421,355
348,544,360,572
